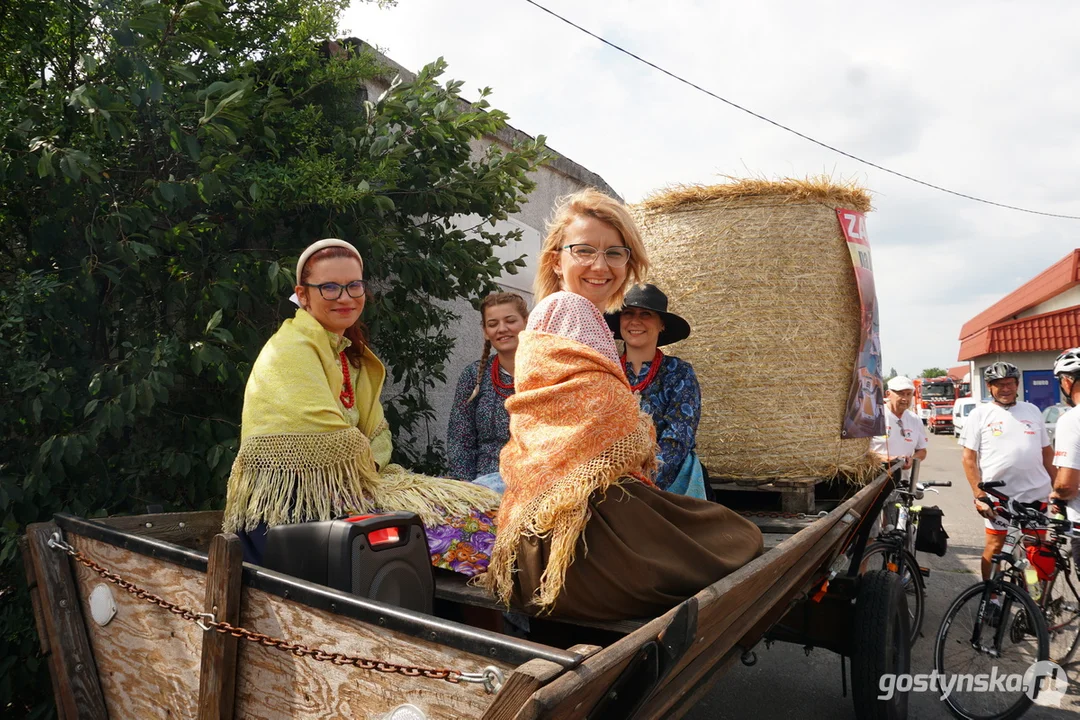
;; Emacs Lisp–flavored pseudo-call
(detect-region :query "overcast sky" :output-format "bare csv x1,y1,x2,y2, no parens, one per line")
343,0,1080,378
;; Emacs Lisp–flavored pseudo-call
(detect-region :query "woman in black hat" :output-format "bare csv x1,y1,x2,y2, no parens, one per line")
607,283,707,498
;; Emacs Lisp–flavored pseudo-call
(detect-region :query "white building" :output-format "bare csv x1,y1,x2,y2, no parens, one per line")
358,43,620,453
957,249,1080,409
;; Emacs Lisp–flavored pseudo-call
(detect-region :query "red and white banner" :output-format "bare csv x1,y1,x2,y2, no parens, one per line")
836,209,885,439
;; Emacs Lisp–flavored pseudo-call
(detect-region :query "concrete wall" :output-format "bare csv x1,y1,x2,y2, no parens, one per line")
969,351,1059,403
359,48,619,457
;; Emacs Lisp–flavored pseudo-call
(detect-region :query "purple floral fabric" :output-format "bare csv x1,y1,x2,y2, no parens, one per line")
424,509,497,577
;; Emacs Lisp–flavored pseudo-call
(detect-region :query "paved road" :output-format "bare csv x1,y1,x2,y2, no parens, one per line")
687,431,1080,719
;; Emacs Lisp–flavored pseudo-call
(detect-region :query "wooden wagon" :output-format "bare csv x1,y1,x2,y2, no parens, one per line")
22,465,909,720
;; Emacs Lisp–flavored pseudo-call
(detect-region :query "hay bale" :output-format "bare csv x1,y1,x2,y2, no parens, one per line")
631,176,879,481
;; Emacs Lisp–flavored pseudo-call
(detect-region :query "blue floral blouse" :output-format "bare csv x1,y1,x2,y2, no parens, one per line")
624,355,702,491
446,358,513,480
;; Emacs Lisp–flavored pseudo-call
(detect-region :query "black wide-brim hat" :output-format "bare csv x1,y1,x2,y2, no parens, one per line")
606,283,692,347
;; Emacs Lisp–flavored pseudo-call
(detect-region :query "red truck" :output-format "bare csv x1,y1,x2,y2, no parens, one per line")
913,376,957,434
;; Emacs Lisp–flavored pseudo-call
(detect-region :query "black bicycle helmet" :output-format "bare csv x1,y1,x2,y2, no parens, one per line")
983,361,1020,383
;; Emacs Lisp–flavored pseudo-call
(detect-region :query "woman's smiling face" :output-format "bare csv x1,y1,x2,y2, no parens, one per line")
557,215,628,310
620,307,663,352
297,255,365,335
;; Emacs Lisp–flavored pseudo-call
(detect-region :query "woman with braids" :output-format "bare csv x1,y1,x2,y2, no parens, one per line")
482,189,762,621
223,239,500,576
446,292,529,490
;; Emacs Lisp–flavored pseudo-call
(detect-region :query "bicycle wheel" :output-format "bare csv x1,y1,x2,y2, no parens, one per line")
1044,569,1080,667
859,542,925,646
935,580,1049,720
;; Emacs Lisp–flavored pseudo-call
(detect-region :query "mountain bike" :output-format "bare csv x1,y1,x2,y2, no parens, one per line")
933,480,1077,720
858,475,952,646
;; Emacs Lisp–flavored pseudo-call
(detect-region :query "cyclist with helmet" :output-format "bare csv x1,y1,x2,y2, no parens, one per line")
961,361,1054,579
1050,348,1080,567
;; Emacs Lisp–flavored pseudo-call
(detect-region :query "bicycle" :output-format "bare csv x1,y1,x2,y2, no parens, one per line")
933,480,1078,720
858,473,952,646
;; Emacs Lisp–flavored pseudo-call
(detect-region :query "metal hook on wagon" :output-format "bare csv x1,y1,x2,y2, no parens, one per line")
47,531,75,554
195,612,217,632
457,666,505,694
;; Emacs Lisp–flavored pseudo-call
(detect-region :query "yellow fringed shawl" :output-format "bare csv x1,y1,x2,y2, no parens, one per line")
223,309,499,532
481,330,658,609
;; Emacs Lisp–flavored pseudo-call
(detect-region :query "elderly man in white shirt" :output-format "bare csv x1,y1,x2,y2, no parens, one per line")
871,375,929,481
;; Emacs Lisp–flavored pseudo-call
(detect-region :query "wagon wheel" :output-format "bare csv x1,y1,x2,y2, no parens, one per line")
851,570,911,720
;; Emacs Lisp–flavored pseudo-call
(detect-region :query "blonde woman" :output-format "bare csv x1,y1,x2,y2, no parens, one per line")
484,189,762,621
447,292,529,489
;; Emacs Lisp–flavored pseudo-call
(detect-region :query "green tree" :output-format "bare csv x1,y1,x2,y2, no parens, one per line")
886,366,898,381
0,0,546,712
920,367,948,378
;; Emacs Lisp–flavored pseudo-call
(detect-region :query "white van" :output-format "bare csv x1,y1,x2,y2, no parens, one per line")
952,398,979,438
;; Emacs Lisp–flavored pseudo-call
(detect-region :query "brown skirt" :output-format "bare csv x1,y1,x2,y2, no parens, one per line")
511,482,764,621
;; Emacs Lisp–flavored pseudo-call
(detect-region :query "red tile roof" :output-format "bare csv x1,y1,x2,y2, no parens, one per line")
947,364,969,380
958,306,1080,359
959,250,1080,341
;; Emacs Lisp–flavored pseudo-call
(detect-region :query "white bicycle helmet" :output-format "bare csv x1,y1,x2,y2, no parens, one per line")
1054,348,1080,377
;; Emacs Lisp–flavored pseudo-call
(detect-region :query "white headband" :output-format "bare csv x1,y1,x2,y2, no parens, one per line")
291,238,364,307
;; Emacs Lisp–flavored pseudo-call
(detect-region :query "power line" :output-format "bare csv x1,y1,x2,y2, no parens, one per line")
522,0,1080,221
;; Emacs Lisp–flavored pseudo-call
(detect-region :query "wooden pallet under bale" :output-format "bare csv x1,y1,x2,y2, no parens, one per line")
709,476,827,515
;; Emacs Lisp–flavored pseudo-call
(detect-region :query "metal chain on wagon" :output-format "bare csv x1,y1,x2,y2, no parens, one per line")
46,532,504,694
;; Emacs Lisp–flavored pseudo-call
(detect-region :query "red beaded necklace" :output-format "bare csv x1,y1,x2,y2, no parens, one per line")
622,349,664,393
490,357,515,399
339,351,356,409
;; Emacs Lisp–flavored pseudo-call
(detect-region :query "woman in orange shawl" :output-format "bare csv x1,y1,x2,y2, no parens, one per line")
483,189,763,621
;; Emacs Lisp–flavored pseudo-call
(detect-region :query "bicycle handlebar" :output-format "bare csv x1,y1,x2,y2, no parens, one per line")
921,481,952,488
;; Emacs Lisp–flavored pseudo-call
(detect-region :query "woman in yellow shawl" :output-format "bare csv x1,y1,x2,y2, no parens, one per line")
223,239,500,576
483,190,763,621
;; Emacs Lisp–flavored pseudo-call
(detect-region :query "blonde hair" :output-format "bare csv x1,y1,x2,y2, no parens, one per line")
533,188,649,312
467,292,529,402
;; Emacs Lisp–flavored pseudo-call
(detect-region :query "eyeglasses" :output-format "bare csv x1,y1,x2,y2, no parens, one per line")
561,244,632,268
302,280,366,300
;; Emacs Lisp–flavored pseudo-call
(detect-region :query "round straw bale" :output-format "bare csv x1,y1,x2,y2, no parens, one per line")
631,177,879,482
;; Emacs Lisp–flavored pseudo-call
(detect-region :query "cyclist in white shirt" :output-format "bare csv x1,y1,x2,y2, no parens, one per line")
1050,348,1080,567
961,361,1054,579
870,375,928,481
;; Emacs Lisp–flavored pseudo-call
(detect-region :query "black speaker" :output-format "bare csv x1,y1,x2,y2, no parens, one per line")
262,512,433,614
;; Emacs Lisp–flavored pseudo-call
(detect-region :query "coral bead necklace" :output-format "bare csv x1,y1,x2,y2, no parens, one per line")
622,349,664,393
339,352,356,409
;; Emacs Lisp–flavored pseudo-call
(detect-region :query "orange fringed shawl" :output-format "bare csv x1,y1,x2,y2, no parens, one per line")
483,330,657,609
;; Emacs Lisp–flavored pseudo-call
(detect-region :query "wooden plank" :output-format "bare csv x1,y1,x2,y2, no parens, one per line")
636,514,857,719
743,515,818,534
97,510,224,551
780,486,814,514
480,659,565,720
197,533,243,720
512,604,688,720
771,476,822,488
20,537,68,720
25,523,109,719
233,585,515,720
68,533,205,718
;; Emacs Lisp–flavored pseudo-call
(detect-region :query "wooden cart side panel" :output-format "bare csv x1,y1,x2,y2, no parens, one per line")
638,514,857,720
25,523,109,720
67,533,205,719
512,604,687,720
233,585,515,720
97,510,224,550
21,533,71,720
518,515,839,720
522,475,885,720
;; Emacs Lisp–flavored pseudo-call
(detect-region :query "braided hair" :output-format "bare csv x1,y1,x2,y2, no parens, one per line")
467,292,528,402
